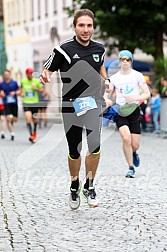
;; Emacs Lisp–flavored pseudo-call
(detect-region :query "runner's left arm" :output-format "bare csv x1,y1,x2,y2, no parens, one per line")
124,82,151,103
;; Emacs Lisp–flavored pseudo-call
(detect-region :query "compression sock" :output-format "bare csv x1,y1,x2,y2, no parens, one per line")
27,123,32,135
71,178,79,190
84,178,94,189
33,122,37,132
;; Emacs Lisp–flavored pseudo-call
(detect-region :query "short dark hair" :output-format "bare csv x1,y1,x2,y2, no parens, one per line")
4,69,11,73
73,9,94,27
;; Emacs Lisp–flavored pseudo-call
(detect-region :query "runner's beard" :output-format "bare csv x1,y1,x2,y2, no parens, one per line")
77,34,91,44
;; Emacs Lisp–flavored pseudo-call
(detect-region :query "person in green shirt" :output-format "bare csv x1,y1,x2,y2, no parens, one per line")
20,68,43,143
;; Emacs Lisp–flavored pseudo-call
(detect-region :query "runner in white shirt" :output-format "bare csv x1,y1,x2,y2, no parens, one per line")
104,50,150,178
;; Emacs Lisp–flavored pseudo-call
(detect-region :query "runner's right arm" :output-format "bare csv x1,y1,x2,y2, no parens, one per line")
40,48,66,84
39,69,52,84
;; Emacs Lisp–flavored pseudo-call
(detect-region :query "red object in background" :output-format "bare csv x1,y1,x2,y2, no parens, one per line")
145,113,151,123
26,68,33,74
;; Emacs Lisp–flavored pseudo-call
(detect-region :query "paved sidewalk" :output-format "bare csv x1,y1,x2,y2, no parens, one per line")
0,120,167,252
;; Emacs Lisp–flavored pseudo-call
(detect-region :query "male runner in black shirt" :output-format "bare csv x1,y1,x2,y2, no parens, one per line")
40,9,109,210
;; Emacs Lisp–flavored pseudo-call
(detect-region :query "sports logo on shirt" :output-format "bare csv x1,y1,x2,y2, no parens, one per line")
93,54,100,62
73,54,80,59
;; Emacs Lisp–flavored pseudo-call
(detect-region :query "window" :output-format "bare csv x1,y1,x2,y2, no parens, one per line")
38,25,42,36
23,0,26,23
53,0,57,14
38,0,41,19
7,2,11,26
16,0,20,25
45,22,49,33
11,1,15,25
31,0,34,21
45,0,48,17
34,62,40,73
63,0,66,9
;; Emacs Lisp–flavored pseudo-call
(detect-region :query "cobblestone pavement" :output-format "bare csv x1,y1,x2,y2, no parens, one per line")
0,120,167,252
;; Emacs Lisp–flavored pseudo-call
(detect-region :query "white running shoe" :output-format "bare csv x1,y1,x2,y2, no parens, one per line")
69,182,81,210
83,187,99,208
126,167,135,178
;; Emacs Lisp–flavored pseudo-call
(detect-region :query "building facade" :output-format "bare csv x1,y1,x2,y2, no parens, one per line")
3,0,33,81
31,0,73,73
3,0,74,114
30,0,74,114
0,0,7,75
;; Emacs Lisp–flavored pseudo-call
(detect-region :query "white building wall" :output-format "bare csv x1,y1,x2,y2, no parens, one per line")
31,0,74,64
7,42,33,81
3,0,75,115
30,0,74,114
3,0,33,81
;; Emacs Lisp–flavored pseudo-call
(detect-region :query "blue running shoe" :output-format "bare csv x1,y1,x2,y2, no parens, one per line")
126,167,135,178
133,152,140,167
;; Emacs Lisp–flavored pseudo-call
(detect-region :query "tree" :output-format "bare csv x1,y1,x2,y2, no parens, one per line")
68,0,167,59
154,57,167,90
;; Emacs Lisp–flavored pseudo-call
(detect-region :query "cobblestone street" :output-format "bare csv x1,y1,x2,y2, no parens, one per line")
0,120,167,252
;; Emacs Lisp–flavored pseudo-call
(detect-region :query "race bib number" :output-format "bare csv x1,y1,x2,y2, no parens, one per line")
73,96,97,116
6,95,16,103
26,91,35,98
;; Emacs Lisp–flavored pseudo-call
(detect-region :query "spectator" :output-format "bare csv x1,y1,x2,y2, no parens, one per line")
148,87,161,134
140,75,152,132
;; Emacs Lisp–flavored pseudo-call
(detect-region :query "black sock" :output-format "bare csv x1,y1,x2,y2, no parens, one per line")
27,123,32,135
71,178,79,190
84,178,94,189
33,122,37,132
129,166,134,170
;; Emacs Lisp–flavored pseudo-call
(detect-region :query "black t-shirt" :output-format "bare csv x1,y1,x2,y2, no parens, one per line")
44,36,105,101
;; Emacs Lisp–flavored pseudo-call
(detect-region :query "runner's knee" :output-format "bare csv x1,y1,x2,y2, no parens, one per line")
68,152,80,160
90,146,100,155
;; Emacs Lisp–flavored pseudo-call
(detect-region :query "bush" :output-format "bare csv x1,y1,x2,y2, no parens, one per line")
154,57,167,93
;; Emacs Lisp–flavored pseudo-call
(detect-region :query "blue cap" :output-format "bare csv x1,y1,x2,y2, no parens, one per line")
119,50,133,62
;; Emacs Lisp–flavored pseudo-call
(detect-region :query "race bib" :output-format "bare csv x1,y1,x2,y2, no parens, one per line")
26,91,35,98
73,96,97,116
6,95,16,103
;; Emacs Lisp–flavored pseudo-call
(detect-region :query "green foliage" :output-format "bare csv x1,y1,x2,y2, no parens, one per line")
68,0,167,59
154,57,167,91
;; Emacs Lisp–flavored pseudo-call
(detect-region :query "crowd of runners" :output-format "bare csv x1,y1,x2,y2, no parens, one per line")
0,68,50,143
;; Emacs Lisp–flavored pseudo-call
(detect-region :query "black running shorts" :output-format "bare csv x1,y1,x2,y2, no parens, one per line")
4,104,18,117
23,104,38,115
115,107,141,134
